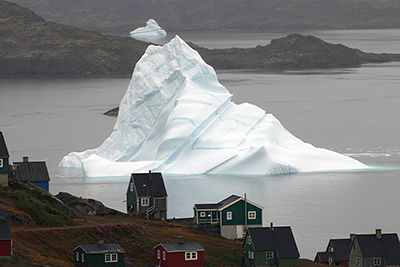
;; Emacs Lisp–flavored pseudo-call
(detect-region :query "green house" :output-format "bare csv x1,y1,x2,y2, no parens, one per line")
194,195,263,240
0,132,9,187
243,224,300,267
74,243,126,267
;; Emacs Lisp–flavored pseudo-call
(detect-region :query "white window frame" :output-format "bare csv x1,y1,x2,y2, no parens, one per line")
226,211,232,220
248,251,254,259
130,183,134,192
266,251,274,259
82,253,85,262
200,212,206,217
248,211,256,220
373,257,381,266
75,252,79,261
157,249,161,259
141,197,150,207
0,159,3,168
247,235,252,245
185,251,198,261
162,251,166,261
105,253,118,263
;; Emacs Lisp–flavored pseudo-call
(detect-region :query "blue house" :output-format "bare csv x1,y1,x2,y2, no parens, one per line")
10,157,50,191
0,132,10,187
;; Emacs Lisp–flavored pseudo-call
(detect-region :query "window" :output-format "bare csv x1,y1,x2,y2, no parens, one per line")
157,250,161,259
105,253,118,263
130,183,134,192
141,197,150,207
82,253,85,262
355,257,362,266
185,251,198,261
226,211,232,220
162,251,166,261
200,212,206,217
373,257,381,266
0,159,3,168
266,251,274,259
75,252,79,261
248,251,254,259
248,211,256,220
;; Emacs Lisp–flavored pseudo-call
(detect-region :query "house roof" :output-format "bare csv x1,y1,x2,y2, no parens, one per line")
12,161,50,182
247,226,300,259
355,233,400,264
194,194,263,211
130,172,167,198
0,222,12,240
0,132,9,158
315,251,332,263
329,238,351,262
76,243,125,254
157,241,205,252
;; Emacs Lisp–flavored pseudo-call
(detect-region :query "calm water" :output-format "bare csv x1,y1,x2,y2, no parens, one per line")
1,30,400,259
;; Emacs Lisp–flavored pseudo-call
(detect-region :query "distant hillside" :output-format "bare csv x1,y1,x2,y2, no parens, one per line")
0,0,147,75
1,0,400,76
6,0,400,35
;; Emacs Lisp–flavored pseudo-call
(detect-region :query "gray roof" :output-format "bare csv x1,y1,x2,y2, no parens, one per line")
315,251,332,263
247,226,300,259
0,222,12,240
329,239,351,262
0,132,9,158
158,241,204,252
355,233,400,264
76,243,125,254
129,172,167,198
194,195,241,211
12,161,50,182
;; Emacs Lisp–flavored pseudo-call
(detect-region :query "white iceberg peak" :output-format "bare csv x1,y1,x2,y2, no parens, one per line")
60,35,367,177
130,19,167,42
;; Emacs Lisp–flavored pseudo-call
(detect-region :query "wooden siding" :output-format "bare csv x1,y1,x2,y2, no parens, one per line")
0,240,12,257
154,245,205,267
0,157,9,175
221,200,262,226
74,247,125,267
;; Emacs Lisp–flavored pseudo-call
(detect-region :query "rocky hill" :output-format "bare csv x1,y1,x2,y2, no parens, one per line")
1,0,400,76
0,0,147,75
6,0,400,35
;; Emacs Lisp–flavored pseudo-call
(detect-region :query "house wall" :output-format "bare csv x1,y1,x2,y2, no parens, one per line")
154,245,205,267
0,240,12,257
195,210,220,225
74,248,125,267
153,197,167,220
0,174,8,187
126,181,137,214
349,239,363,267
221,201,262,226
0,158,8,174
33,181,49,192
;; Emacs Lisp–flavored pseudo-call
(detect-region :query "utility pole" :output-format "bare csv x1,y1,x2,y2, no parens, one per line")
244,193,248,231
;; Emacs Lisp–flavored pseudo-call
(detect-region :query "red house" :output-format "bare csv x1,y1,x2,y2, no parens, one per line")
314,238,350,266
153,240,205,267
0,223,12,257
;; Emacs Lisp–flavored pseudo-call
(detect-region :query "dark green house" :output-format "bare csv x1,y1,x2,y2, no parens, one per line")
243,224,300,267
0,132,9,187
74,243,125,267
194,195,263,240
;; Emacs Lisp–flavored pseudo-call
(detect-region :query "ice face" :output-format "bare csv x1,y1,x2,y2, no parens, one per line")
130,19,167,42
60,36,367,177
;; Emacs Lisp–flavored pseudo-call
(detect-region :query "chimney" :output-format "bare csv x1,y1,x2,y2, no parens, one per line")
270,222,274,231
23,156,29,163
149,170,152,181
376,229,382,239
350,233,356,241
98,240,105,244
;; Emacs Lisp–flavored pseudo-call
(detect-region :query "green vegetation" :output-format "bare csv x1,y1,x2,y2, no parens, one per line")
0,184,72,227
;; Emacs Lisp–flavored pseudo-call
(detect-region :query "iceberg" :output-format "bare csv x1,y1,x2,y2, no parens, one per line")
60,36,367,177
130,19,167,42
